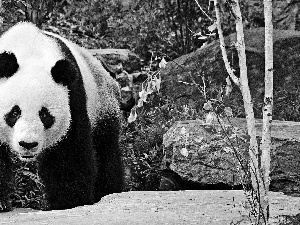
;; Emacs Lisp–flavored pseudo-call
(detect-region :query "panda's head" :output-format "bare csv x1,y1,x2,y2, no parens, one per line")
0,23,76,161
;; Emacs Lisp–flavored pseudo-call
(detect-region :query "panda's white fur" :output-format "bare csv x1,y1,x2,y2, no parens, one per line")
0,22,120,161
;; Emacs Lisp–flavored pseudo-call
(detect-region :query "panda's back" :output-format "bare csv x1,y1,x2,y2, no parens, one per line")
77,45,121,126
43,31,120,128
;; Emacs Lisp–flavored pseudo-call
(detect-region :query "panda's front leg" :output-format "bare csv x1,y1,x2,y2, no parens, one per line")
38,144,97,210
0,149,14,212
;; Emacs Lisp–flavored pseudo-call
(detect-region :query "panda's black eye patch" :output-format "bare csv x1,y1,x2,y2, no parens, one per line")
39,107,55,130
5,105,21,127
0,52,19,78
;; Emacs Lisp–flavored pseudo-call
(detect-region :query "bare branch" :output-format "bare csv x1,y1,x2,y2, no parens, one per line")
193,0,213,21
213,0,240,86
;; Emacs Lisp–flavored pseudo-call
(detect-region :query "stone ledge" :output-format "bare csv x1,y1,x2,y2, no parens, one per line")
1,191,299,224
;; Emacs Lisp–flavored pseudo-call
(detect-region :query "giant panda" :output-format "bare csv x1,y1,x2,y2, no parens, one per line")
0,22,123,211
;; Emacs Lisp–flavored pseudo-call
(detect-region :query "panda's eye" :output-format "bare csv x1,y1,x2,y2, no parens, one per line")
39,107,55,130
5,105,21,127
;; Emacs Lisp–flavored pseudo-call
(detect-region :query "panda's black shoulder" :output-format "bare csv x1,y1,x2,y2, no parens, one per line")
45,34,82,88
45,34,89,125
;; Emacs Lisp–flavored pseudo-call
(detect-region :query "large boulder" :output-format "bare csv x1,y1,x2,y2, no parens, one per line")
160,28,300,121
162,120,249,189
162,119,300,194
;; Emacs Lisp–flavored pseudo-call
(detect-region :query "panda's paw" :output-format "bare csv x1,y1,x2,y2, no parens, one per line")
0,199,12,212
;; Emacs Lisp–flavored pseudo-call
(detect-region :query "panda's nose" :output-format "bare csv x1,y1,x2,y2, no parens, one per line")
19,141,38,150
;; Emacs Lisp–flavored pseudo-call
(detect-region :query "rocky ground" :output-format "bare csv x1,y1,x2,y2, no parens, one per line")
1,190,299,224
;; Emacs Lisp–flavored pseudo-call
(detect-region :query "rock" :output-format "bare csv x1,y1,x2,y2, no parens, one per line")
2,191,300,224
247,0,300,30
90,49,141,75
162,119,300,194
162,119,250,188
160,28,300,121
120,87,135,113
116,71,132,87
116,72,142,112
131,72,148,83
89,49,145,113
159,168,242,191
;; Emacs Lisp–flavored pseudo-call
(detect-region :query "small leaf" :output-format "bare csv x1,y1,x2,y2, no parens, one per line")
155,76,161,92
128,107,137,123
121,86,131,92
159,57,167,68
139,89,148,102
194,137,203,143
224,107,233,117
146,81,156,94
180,147,189,157
180,127,187,135
203,101,213,111
17,9,26,15
223,146,233,153
206,112,217,124
208,22,217,32
198,36,208,40
137,98,144,107
143,153,149,159
225,76,232,96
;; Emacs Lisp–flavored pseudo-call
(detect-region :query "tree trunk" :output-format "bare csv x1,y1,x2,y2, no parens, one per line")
260,0,273,222
214,0,266,223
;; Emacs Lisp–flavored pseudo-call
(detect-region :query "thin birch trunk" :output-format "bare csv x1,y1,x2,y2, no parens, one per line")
260,0,273,222
214,0,266,223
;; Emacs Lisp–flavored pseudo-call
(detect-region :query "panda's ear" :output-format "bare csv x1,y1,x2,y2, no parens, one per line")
0,51,19,78
51,59,77,86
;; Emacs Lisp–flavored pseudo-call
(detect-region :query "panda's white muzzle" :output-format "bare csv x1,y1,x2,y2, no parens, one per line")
11,118,45,161
18,140,39,160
